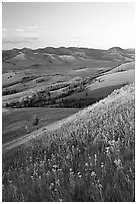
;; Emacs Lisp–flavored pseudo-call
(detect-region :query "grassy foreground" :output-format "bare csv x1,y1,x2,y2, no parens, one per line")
2,84,135,202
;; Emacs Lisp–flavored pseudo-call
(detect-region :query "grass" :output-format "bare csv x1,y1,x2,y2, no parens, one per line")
2,107,79,144
64,84,127,101
87,69,135,92
107,61,135,74
2,83,135,201
87,84,128,99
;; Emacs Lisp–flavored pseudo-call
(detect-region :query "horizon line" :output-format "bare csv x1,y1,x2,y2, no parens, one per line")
2,46,135,51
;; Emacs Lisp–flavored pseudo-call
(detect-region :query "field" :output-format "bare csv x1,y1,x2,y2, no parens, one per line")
2,84,135,202
2,107,79,144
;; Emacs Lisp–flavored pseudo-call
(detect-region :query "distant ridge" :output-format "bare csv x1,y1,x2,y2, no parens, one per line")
2,46,135,62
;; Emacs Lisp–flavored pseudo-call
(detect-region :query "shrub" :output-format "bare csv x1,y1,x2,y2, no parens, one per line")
32,115,40,127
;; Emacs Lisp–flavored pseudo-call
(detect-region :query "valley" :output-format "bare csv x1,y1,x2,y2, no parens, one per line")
2,47,135,109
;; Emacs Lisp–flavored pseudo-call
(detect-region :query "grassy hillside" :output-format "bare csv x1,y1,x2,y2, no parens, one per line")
2,83,135,202
86,69,134,98
106,61,135,74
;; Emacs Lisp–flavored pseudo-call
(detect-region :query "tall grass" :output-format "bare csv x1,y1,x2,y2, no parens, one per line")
2,84,135,202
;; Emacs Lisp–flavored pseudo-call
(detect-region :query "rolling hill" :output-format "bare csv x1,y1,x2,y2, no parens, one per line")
2,83,135,202
2,46,135,73
2,46,135,109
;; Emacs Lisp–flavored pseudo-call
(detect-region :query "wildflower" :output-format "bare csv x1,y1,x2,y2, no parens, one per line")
49,183,54,190
114,159,123,169
126,175,130,182
91,171,96,177
59,198,63,202
106,147,110,155
30,157,32,162
98,183,103,188
33,169,38,176
77,172,82,178
8,180,13,185
56,179,60,187
108,140,115,145
101,162,104,168
77,171,81,175
89,157,92,166
114,158,120,165
85,163,89,167
66,154,71,160
53,165,58,169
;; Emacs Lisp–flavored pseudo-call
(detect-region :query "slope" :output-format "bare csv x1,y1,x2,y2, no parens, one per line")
2,83,135,202
86,69,135,99
106,61,135,74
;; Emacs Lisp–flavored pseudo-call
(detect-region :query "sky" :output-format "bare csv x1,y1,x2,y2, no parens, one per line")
2,2,135,50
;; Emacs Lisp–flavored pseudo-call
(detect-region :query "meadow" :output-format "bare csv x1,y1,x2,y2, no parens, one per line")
2,107,79,144
87,69,135,93
2,83,135,202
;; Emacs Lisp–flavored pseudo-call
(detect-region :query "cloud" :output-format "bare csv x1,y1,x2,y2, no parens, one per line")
14,26,38,32
2,26,39,46
3,37,39,44
10,26,38,33
23,37,38,40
